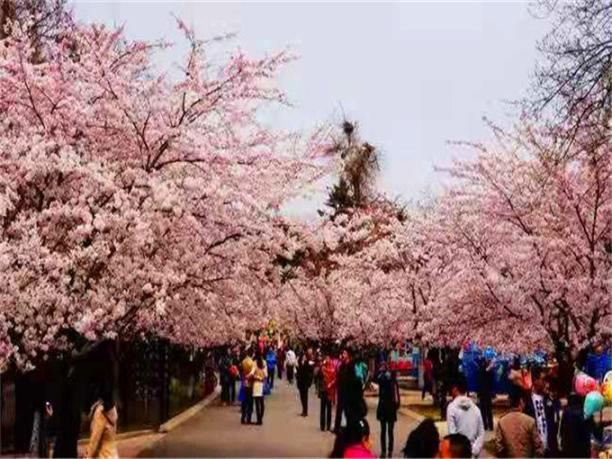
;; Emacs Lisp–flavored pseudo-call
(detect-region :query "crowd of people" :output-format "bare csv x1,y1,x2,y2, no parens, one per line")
12,333,608,459
217,339,384,456
217,339,473,458
403,366,606,459
218,342,371,432
215,338,608,459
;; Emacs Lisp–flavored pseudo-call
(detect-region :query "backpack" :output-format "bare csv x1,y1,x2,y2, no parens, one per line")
229,364,239,379
355,362,368,386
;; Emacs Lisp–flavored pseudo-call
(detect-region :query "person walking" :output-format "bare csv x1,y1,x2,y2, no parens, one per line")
376,362,400,458
297,350,315,416
315,354,325,426
229,347,240,405
355,355,369,392
422,352,434,400
316,353,337,431
432,349,448,417
257,335,266,356
277,345,286,380
85,398,118,459
252,356,267,425
477,357,495,431
334,349,366,433
523,367,560,457
219,349,233,406
446,375,485,457
240,349,255,424
286,347,298,384
266,347,277,390
494,393,544,457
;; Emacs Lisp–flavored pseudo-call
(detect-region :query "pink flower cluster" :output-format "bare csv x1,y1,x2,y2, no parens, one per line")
0,14,330,367
1,10,609,368
278,127,610,356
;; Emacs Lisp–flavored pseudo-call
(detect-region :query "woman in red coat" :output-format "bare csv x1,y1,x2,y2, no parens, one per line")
316,354,337,431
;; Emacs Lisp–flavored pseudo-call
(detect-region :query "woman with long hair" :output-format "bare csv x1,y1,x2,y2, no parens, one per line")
330,418,375,458
402,418,440,458
85,396,118,459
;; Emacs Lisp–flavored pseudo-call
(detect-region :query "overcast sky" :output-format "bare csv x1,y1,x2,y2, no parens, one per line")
72,1,551,210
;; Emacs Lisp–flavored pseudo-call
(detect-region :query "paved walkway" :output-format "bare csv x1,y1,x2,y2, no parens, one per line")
140,378,419,457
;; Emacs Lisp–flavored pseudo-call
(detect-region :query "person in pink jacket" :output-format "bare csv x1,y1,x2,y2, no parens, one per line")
330,418,375,458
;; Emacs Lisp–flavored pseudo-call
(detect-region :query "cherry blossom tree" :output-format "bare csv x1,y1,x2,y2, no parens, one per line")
425,125,611,360
0,11,331,368
275,123,429,346
275,206,403,344
2,2,608,371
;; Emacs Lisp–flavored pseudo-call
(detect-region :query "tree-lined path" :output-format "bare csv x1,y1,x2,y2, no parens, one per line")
140,380,418,458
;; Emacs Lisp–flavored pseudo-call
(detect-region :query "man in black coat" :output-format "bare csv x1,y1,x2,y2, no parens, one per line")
296,349,315,416
477,357,495,431
523,367,560,457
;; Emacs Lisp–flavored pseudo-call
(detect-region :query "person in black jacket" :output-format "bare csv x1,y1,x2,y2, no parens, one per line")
219,349,233,405
376,362,400,458
334,348,366,433
476,357,494,431
230,347,241,405
296,350,315,416
523,367,560,457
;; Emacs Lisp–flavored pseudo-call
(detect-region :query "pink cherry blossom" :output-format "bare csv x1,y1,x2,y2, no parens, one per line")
0,12,331,367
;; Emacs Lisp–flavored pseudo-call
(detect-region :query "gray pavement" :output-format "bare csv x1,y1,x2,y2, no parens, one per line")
140,378,419,458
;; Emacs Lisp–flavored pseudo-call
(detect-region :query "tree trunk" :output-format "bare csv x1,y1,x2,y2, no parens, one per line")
553,342,577,398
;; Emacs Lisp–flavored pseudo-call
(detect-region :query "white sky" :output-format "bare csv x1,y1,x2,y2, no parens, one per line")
72,1,551,211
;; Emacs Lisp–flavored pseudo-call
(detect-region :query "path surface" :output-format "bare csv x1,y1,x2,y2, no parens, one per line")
140,377,419,457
